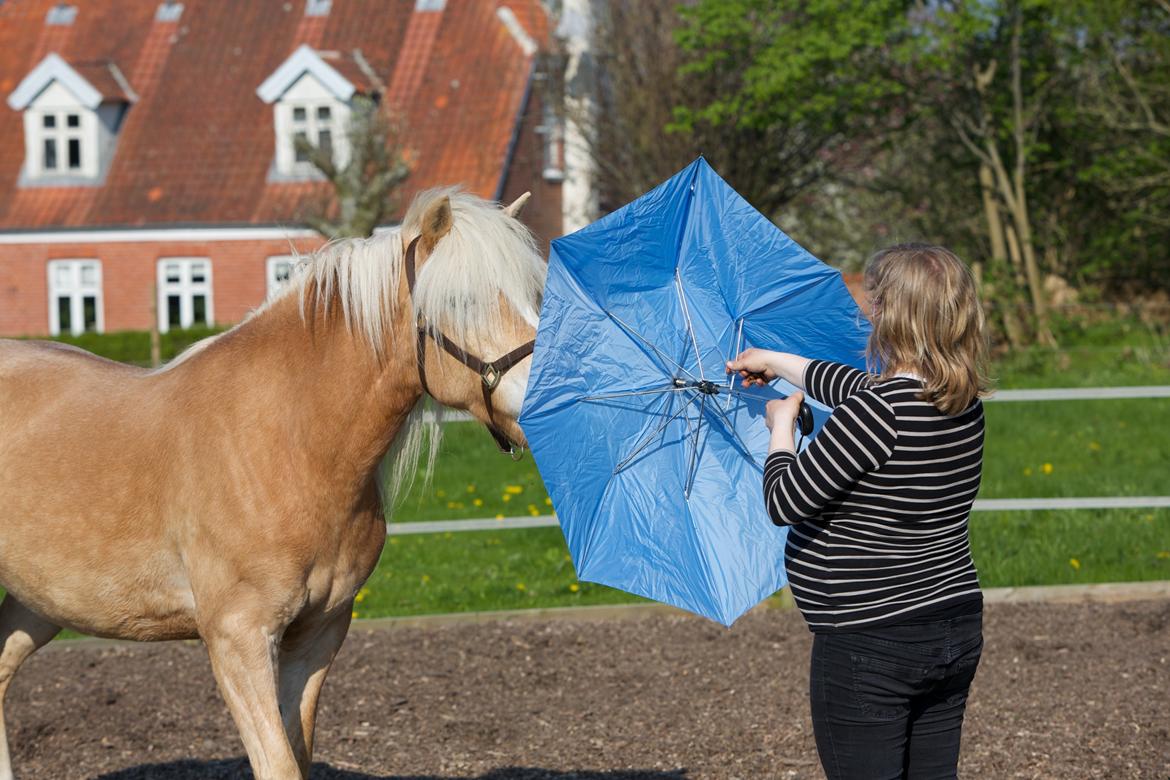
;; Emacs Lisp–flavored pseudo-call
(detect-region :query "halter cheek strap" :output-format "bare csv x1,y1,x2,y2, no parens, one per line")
404,236,534,454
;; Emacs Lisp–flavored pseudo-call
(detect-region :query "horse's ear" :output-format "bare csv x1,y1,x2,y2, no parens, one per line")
503,192,531,218
420,195,453,252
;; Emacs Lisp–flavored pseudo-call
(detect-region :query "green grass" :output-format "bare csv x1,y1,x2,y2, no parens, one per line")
356,528,645,619
993,315,1170,388
392,397,1170,524
356,510,1170,619
970,509,1170,587
981,398,1170,498
391,422,551,522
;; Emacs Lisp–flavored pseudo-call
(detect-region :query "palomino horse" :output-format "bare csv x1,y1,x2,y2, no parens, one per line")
0,188,545,779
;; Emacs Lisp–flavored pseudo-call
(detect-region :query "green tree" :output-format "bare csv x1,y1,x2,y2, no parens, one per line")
678,0,1089,345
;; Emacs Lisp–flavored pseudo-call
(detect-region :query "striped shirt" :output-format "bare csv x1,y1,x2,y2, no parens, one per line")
764,360,983,632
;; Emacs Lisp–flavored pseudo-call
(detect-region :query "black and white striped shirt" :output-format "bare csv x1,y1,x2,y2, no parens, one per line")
764,360,983,632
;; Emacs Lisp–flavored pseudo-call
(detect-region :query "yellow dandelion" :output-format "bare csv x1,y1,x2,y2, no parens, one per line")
1088,441,1101,452
446,501,458,509
389,538,399,545
1042,463,1054,475
467,484,476,493
436,489,446,498
1156,551,1170,560
473,498,484,507
354,592,366,604
569,583,580,593
1145,514,1155,522
527,504,538,513
495,513,505,520
352,611,359,620
505,485,524,494
516,583,526,591
545,497,553,506
1069,558,1081,570
564,554,572,562
502,494,512,502
1023,467,1033,477
421,574,431,583
529,509,540,517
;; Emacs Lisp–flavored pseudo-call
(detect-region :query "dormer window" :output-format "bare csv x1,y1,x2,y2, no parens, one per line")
41,110,86,173
256,45,372,179
6,53,134,185
290,102,338,166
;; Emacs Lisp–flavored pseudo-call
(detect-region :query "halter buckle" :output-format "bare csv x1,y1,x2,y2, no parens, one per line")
481,364,501,390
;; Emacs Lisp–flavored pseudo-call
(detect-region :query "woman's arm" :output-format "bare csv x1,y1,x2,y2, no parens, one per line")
727,350,875,408
762,390,896,526
725,349,810,389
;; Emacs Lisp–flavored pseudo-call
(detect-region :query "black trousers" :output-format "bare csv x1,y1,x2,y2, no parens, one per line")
809,611,983,780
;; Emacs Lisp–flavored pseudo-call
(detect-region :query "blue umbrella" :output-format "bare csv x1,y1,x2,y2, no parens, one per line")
518,158,869,626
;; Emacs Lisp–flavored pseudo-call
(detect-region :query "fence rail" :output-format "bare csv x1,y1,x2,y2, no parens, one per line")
390,496,1170,536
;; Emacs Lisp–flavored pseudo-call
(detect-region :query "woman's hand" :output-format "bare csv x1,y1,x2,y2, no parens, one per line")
765,392,804,432
726,348,780,387
766,392,804,454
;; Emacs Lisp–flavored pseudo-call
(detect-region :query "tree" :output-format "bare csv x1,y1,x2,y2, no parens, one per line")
679,0,1083,345
547,0,883,218
1067,0,1170,289
297,95,411,239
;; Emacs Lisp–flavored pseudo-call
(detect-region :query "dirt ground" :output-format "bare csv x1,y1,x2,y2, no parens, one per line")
7,600,1169,779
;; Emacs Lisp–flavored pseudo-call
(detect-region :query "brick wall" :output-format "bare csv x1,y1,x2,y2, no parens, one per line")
0,236,323,337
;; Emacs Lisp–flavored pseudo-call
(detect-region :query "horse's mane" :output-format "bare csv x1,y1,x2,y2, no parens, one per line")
269,187,546,511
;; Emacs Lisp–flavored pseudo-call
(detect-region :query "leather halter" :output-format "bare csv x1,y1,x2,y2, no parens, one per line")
404,236,534,455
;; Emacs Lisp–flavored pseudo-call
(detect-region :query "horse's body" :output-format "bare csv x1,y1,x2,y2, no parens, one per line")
0,189,542,779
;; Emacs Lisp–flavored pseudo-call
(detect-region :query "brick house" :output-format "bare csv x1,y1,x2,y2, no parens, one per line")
0,0,562,337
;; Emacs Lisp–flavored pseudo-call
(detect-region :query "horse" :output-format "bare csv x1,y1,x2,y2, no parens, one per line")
0,188,545,780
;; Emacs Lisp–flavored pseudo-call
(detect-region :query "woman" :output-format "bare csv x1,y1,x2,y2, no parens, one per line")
727,243,990,779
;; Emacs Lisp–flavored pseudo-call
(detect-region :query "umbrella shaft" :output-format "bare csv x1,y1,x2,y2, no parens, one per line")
674,378,723,396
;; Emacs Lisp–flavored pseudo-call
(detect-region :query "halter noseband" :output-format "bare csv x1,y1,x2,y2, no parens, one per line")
404,236,534,456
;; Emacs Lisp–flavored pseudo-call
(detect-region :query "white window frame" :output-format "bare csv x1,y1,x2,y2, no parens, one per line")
157,258,213,333
266,255,296,299
275,97,347,176
35,108,89,175
47,259,103,336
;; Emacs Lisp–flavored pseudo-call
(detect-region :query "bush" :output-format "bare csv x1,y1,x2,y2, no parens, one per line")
44,326,226,366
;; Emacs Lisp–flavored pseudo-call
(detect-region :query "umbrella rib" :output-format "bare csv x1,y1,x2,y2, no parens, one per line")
674,269,706,381
725,317,744,411
684,391,708,499
703,397,760,469
726,385,780,404
612,392,700,475
604,309,697,381
580,385,692,403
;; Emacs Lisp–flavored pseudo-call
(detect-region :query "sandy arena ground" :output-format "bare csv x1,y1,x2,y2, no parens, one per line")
7,600,1169,779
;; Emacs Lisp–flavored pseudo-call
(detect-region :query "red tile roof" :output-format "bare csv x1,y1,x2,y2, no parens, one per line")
0,0,547,230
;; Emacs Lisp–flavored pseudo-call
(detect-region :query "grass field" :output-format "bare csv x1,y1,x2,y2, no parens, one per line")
358,510,1170,619
993,314,1170,388
392,398,1170,523
368,393,1170,621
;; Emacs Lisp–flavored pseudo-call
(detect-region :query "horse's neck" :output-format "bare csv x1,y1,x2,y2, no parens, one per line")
185,292,420,501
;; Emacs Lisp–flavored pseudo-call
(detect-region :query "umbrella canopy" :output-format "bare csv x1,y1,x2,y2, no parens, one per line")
519,158,869,626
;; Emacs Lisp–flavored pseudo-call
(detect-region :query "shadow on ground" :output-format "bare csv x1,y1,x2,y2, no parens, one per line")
95,759,690,780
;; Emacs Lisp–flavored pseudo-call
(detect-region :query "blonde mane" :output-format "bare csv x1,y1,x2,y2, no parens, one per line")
265,187,546,511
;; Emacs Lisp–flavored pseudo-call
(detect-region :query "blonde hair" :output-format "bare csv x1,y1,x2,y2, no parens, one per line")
864,243,991,415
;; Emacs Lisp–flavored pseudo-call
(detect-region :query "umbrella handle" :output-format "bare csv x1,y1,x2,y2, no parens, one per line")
797,402,814,437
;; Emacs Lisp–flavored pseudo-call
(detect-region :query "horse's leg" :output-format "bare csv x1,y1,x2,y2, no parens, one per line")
0,596,61,780
203,612,303,780
277,609,352,776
